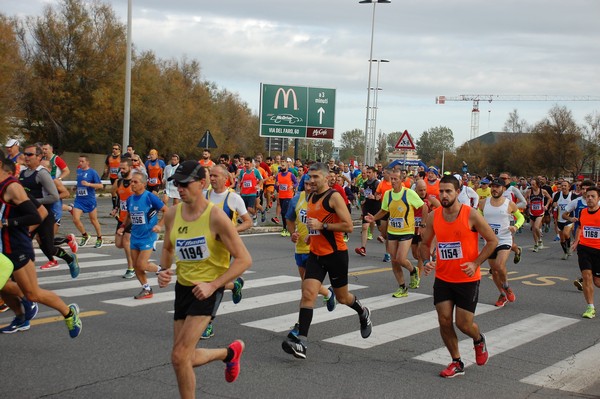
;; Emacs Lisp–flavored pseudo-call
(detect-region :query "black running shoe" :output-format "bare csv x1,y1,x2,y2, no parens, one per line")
281,336,307,359
359,307,373,339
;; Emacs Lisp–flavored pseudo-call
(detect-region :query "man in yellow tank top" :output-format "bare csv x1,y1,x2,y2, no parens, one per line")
419,175,498,378
366,169,423,298
157,161,252,395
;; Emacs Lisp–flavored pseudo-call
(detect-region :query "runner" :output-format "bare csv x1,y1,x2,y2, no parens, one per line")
419,174,497,378
200,164,252,339
0,156,81,337
238,157,263,226
104,143,122,212
157,160,251,395
564,180,594,291
145,149,165,194
285,181,336,337
355,166,380,256
198,149,216,168
41,143,70,180
68,155,104,248
525,178,552,252
5,139,24,175
163,154,181,206
365,169,423,297
281,162,372,360
411,179,439,275
20,144,78,274
111,158,135,279
552,181,578,260
375,167,393,262
499,172,528,262
570,186,600,319
117,172,168,299
479,178,525,307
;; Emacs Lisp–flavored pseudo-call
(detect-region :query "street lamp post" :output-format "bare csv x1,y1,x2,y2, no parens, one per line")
122,0,132,150
370,59,389,163
360,0,390,166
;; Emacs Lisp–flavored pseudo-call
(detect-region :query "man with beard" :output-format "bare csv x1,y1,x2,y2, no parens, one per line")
479,178,525,307
111,159,135,279
419,174,497,378
281,162,372,360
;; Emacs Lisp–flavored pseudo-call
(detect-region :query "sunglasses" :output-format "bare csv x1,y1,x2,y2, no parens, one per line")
23,152,37,157
132,159,140,162
113,147,120,150
174,180,196,188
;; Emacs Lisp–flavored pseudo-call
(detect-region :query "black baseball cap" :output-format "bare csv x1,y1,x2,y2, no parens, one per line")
168,160,205,183
490,178,505,187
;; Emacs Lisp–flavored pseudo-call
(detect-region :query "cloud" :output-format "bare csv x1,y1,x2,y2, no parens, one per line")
3,0,600,146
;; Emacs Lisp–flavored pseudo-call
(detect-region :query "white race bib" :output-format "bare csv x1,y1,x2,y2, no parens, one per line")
176,236,210,260
299,209,307,224
531,203,542,211
149,177,158,185
280,184,288,191
130,211,146,225
489,223,501,235
119,200,127,211
438,241,464,260
583,226,600,239
243,180,252,188
389,217,405,229
76,187,88,196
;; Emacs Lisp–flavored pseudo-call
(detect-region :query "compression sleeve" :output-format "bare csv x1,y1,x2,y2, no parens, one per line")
7,200,43,227
513,209,525,229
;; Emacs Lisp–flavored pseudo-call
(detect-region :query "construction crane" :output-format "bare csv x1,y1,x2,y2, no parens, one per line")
435,95,600,140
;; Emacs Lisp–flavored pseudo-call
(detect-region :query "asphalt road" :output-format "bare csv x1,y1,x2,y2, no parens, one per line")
2,203,600,399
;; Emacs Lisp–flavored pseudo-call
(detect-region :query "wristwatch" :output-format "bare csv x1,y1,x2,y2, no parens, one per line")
322,222,328,230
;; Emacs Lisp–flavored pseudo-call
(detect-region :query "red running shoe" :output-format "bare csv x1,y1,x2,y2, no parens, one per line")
503,287,516,302
40,260,59,270
474,333,489,366
355,247,366,256
66,234,78,254
495,294,508,308
439,361,464,378
225,340,245,383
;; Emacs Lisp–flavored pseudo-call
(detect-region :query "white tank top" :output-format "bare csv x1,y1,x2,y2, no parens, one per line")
554,191,574,223
483,197,513,246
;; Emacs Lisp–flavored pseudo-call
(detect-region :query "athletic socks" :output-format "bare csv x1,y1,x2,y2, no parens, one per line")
298,308,313,337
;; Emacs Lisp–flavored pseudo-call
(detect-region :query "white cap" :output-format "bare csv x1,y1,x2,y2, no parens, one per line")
286,157,293,162
453,174,462,181
5,139,18,147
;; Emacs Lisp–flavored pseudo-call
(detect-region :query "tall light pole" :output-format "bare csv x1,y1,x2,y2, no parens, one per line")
360,0,390,166
122,0,133,150
370,59,389,163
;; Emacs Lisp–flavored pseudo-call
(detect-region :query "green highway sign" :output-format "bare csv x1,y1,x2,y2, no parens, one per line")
260,83,336,140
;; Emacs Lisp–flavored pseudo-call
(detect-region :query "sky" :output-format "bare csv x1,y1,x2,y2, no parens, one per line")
3,0,600,147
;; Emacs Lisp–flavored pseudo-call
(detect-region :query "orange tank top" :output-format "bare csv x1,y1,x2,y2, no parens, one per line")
108,156,121,179
433,204,480,283
426,179,440,201
277,172,294,199
579,208,600,250
146,162,163,186
307,189,347,256
116,178,134,222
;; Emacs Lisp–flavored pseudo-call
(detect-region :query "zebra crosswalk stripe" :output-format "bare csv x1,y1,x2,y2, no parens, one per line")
102,275,303,307
324,303,498,349
414,313,579,367
520,341,600,393
243,293,430,333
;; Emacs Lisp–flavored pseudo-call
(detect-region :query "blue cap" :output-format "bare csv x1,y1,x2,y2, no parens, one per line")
481,178,491,184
